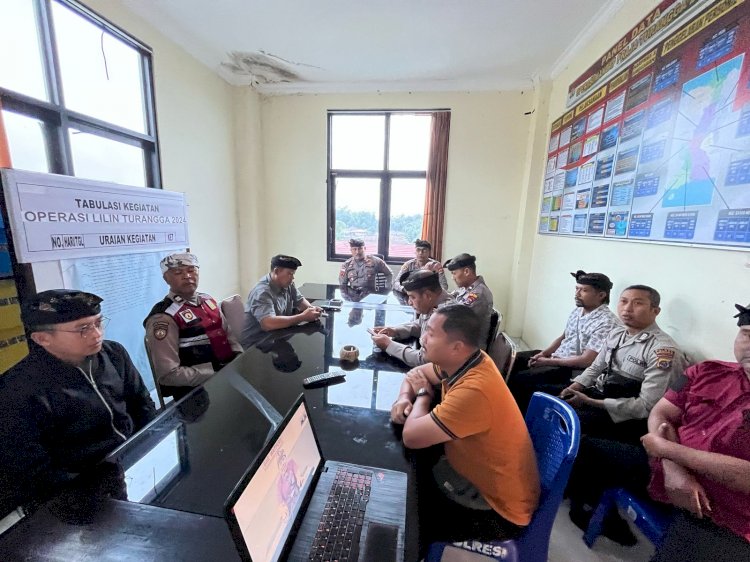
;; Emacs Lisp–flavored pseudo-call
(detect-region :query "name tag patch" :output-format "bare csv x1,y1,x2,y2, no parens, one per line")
626,355,647,367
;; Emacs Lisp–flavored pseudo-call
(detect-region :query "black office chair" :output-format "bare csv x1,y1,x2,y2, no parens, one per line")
488,331,517,380
486,308,501,351
220,294,246,350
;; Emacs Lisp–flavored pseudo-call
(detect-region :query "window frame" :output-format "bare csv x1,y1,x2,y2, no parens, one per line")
326,109,432,264
0,0,162,187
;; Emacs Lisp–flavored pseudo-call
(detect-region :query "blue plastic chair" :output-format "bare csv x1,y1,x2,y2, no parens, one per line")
425,392,581,562
583,487,672,548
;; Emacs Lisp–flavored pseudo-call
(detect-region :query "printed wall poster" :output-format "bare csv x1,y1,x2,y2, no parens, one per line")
538,0,750,250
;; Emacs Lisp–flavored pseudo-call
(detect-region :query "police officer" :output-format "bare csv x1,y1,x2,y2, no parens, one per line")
0,289,156,515
371,269,455,366
393,239,447,292
444,253,495,348
145,253,242,400
338,238,392,293
560,284,689,443
241,254,323,349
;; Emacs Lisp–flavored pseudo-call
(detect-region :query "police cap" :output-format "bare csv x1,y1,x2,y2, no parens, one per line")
570,270,613,292
400,269,441,292
271,254,302,270
734,303,750,327
349,238,365,248
160,252,199,273
22,289,103,329
414,239,432,250
444,253,476,271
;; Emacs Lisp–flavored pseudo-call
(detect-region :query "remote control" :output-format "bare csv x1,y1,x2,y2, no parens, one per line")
302,370,346,388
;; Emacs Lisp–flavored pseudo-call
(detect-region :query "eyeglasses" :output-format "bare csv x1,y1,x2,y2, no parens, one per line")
50,316,110,338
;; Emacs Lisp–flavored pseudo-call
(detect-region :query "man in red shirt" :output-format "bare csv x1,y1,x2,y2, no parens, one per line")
641,303,750,561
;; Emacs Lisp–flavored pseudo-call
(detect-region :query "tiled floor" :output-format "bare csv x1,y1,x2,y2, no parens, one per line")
548,500,654,562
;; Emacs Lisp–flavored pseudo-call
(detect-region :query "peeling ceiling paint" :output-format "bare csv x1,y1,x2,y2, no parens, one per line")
120,0,620,94
221,51,302,84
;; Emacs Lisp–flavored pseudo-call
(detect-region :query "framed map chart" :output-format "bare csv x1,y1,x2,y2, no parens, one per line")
539,0,750,249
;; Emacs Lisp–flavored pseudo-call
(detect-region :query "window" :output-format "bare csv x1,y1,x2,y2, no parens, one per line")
0,0,161,187
327,111,433,262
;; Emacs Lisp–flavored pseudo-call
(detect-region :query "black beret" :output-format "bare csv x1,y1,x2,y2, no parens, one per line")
400,270,441,291
414,239,432,250
734,303,750,327
570,270,613,291
349,238,365,247
271,254,302,270
444,253,476,271
22,289,102,328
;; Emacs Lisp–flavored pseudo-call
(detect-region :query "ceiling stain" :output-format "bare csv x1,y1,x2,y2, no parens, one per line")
221,50,321,85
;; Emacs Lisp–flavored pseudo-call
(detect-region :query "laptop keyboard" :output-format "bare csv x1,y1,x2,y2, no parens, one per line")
308,467,373,561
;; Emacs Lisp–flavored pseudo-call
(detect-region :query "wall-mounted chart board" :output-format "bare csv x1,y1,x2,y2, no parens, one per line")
539,0,750,249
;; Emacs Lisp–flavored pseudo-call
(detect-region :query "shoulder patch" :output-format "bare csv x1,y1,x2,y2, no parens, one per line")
462,292,479,305
655,348,675,370
153,321,169,340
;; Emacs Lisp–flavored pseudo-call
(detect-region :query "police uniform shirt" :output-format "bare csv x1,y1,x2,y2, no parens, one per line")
451,275,495,346
554,304,619,359
241,274,305,348
393,258,448,292
385,290,456,367
573,323,689,423
145,291,243,387
338,255,393,290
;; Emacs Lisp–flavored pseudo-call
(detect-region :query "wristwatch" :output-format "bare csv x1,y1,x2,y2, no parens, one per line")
416,387,429,398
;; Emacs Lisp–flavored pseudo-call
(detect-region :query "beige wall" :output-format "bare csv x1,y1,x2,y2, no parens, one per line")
233,88,267,292
247,92,535,318
85,0,246,300
88,1,747,364
521,0,749,362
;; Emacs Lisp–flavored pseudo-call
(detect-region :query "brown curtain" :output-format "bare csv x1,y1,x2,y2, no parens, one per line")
0,101,11,167
421,111,450,261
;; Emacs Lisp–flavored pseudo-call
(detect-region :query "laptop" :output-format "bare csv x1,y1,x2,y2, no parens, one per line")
224,394,407,562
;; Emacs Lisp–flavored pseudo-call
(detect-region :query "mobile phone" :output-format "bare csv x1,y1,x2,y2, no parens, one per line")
367,328,377,336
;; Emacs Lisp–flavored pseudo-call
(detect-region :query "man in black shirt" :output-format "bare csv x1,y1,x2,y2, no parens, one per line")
0,289,156,516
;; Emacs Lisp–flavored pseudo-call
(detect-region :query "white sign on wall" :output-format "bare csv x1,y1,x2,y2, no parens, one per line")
1,169,188,263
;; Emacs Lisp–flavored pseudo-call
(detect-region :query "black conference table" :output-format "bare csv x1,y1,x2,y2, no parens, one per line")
0,283,420,561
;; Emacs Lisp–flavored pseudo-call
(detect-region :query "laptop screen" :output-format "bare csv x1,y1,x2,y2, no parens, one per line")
229,400,321,562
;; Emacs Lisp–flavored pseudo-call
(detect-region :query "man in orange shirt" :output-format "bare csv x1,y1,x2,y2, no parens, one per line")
391,304,540,546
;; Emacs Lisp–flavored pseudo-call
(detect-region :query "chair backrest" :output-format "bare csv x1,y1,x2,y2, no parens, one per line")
488,331,516,380
221,294,246,347
485,308,500,351
515,392,581,562
502,333,516,378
